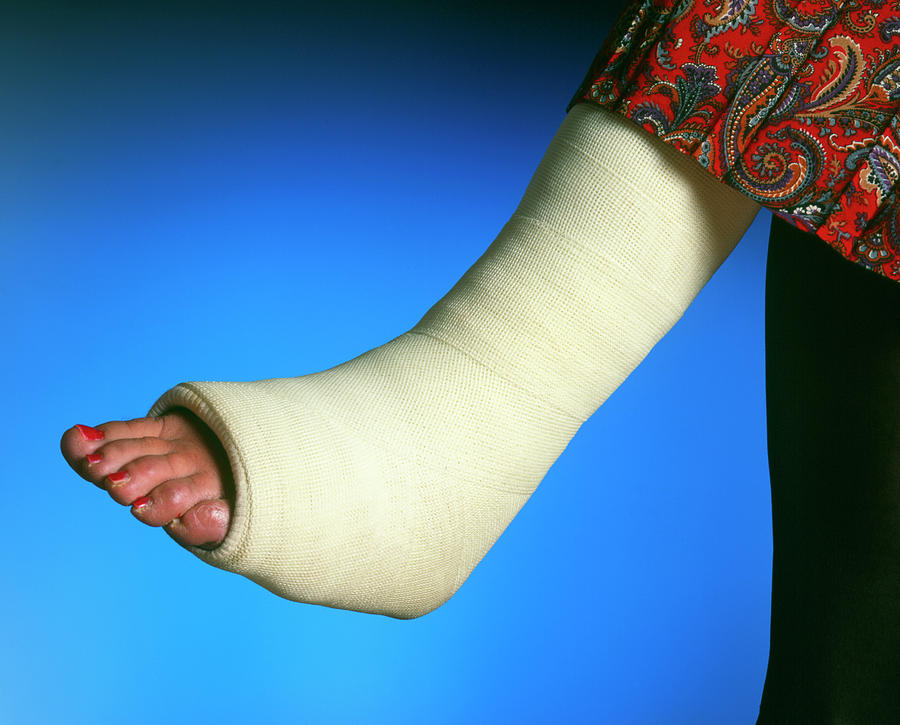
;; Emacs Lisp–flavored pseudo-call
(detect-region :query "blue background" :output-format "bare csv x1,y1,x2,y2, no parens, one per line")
3,2,774,722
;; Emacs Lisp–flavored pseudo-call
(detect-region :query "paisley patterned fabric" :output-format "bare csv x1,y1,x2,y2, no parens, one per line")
567,0,900,283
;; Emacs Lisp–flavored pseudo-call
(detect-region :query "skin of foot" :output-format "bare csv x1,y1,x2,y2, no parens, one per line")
60,409,234,548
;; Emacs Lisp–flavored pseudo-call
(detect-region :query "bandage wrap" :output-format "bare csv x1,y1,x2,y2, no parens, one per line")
150,104,760,617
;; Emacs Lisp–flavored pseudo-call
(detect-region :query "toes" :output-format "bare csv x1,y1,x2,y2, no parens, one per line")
60,424,107,472
78,437,175,487
104,450,200,505
165,499,231,549
61,417,168,479
130,473,224,527
92,417,169,442
63,412,233,552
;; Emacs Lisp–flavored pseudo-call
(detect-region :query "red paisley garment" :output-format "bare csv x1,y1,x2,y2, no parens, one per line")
568,0,900,283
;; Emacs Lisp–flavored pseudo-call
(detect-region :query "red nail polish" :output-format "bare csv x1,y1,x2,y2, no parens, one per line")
76,424,105,441
132,495,150,508
107,471,129,485
85,453,102,465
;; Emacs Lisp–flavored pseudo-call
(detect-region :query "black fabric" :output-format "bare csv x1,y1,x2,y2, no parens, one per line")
757,214,900,723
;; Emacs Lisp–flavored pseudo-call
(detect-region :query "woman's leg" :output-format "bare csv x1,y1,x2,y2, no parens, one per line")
758,214,900,723
61,105,761,618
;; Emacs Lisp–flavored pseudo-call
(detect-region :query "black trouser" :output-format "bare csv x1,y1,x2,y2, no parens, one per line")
757,215,900,723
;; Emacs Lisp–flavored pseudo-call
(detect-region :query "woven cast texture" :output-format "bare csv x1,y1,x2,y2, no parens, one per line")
414,104,760,421
149,104,759,618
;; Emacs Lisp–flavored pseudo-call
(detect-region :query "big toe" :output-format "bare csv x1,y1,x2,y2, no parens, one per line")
165,498,231,550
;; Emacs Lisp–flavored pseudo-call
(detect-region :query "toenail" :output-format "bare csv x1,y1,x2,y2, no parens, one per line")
86,453,102,465
107,471,130,486
132,495,150,509
75,424,105,441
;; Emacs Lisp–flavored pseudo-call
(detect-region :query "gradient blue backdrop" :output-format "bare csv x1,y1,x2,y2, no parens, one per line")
3,2,775,722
